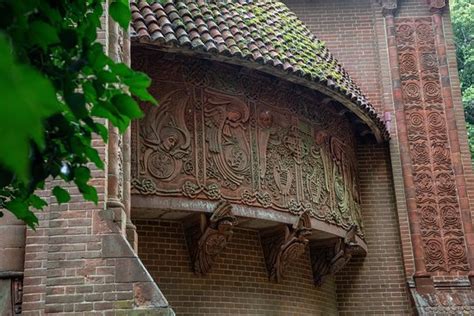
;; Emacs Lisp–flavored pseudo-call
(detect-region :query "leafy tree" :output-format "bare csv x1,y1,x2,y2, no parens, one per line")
0,0,156,228
451,0,474,159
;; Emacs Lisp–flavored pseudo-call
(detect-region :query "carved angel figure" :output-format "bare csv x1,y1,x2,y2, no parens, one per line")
140,89,191,181
204,89,250,188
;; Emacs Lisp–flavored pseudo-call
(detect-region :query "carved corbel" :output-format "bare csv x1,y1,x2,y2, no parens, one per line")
311,225,358,286
378,0,398,16
260,212,312,283
184,200,237,275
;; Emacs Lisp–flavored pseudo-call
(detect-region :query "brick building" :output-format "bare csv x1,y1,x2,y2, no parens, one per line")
1,0,473,315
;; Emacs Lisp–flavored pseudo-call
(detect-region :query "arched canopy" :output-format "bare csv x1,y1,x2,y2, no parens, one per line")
130,0,389,142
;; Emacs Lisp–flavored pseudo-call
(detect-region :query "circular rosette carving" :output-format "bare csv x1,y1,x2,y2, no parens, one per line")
427,112,445,134
412,143,430,165
396,24,415,44
420,206,439,232
415,24,434,44
436,172,456,196
441,206,461,230
148,151,175,180
424,239,445,270
432,142,450,166
445,238,467,265
414,172,433,194
205,233,228,256
399,53,418,75
421,53,437,71
423,82,441,102
403,82,421,102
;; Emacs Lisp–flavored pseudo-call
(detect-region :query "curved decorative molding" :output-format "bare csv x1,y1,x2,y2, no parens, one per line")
131,54,365,238
184,200,237,275
260,212,312,282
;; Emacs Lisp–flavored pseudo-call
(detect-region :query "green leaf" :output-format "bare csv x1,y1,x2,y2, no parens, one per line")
74,166,91,185
111,94,143,119
0,34,61,181
84,147,104,169
65,92,88,119
52,186,71,204
5,199,38,229
28,194,47,210
79,184,98,204
109,1,131,29
29,21,60,50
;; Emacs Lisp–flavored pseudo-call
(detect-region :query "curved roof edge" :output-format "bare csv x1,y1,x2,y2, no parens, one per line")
130,0,389,142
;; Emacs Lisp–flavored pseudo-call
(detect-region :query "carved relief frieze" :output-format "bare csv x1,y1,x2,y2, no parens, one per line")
310,226,358,286
131,54,364,236
184,200,237,275
395,18,469,272
260,212,312,282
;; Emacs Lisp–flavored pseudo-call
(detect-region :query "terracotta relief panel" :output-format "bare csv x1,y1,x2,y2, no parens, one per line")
131,53,363,235
395,18,469,272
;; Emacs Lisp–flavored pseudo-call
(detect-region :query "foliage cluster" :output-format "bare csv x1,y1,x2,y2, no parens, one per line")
0,0,155,228
451,0,474,159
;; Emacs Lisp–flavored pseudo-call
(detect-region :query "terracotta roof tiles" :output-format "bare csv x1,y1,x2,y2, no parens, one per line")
130,0,389,141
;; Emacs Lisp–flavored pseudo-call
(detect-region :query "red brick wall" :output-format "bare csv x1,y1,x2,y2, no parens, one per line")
136,220,338,316
284,0,384,112
336,143,413,315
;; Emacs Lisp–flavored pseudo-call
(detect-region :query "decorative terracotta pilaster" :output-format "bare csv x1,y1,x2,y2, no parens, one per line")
383,10,428,276
430,2,474,275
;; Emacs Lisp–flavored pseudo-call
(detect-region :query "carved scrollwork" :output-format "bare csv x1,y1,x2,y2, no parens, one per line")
131,54,364,235
260,212,312,283
395,18,469,272
310,226,358,286
184,200,237,275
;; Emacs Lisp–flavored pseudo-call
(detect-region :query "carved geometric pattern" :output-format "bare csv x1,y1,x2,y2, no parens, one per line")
395,18,469,272
310,225,358,286
131,54,364,235
183,200,237,275
260,212,312,282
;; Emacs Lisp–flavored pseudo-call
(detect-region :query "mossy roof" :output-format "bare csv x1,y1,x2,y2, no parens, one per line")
130,0,388,141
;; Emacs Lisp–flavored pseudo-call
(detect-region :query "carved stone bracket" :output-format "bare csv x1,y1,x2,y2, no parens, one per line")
260,212,312,283
184,200,237,275
378,0,398,16
310,225,358,286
